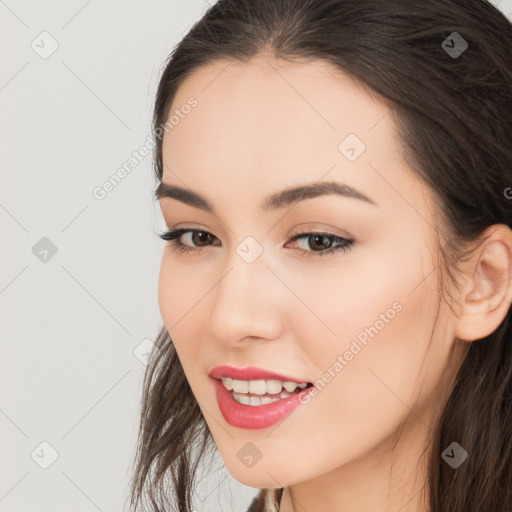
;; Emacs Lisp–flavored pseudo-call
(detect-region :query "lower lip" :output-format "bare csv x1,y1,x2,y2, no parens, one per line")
211,378,315,429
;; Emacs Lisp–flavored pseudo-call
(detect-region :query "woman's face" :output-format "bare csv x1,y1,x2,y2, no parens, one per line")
157,53,467,492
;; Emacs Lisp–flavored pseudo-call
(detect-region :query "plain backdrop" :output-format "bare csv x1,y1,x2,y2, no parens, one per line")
1,1,511,511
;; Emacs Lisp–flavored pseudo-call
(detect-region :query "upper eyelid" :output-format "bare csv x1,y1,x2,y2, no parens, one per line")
165,221,351,237
167,227,342,236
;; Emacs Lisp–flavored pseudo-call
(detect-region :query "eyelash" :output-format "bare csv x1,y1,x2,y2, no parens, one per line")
158,228,354,258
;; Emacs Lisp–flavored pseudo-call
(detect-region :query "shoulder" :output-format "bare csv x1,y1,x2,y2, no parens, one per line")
246,488,266,512
245,488,284,512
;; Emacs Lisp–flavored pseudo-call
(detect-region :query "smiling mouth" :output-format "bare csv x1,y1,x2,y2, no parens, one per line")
211,376,316,429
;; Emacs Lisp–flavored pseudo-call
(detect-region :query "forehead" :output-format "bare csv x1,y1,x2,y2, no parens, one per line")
166,53,390,151
161,53,426,215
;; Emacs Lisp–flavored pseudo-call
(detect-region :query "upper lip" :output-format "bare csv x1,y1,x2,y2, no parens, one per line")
208,365,311,383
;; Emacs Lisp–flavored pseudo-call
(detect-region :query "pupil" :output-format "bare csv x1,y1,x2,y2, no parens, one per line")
194,231,210,245
311,234,330,250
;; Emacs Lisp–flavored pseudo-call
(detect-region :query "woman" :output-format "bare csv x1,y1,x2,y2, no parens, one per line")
128,0,512,510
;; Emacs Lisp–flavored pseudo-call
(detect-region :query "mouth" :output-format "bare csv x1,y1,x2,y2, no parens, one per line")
208,365,315,428
210,375,315,429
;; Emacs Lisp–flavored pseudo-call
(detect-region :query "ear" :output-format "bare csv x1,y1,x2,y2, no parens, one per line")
454,224,512,342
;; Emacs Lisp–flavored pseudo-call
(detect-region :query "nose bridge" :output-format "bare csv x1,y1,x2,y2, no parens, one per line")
209,240,283,342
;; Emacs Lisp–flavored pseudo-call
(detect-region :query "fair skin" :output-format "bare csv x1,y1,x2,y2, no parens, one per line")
156,52,512,512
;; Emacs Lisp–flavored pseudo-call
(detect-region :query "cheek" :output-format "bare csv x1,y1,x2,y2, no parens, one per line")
276,237,434,356
157,255,215,404
157,254,177,330
285,240,439,435
157,254,204,355
158,253,202,322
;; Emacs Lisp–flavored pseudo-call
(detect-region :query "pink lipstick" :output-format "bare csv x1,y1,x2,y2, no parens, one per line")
209,365,315,429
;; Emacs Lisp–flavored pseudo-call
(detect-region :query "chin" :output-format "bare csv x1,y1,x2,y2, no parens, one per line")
230,471,283,489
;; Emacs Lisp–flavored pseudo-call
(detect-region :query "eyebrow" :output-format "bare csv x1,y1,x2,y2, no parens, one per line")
154,180,377,213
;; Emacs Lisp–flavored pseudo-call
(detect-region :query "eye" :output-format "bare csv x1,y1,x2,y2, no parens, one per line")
158,228,220,254
286,230,355,258
157,228,355,258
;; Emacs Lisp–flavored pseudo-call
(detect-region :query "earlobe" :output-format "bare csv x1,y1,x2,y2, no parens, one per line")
454,225,512,342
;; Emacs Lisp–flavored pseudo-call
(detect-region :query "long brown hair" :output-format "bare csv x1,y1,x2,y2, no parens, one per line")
127,1,512,510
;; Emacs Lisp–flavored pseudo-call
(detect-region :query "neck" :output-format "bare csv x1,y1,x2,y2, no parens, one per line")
277,414,432,512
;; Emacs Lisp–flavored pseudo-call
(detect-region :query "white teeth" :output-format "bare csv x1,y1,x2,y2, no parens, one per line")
231,379,249,393
236,394,251,405
266,379,283,394
222,378,309,395
232,392,290,406
283,381,306,392
248,379,267,395
222,377,233,390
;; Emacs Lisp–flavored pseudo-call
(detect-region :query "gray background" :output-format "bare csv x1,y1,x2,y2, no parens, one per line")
1,1,511,511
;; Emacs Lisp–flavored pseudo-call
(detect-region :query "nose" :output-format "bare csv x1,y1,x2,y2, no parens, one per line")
208,247,284,346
